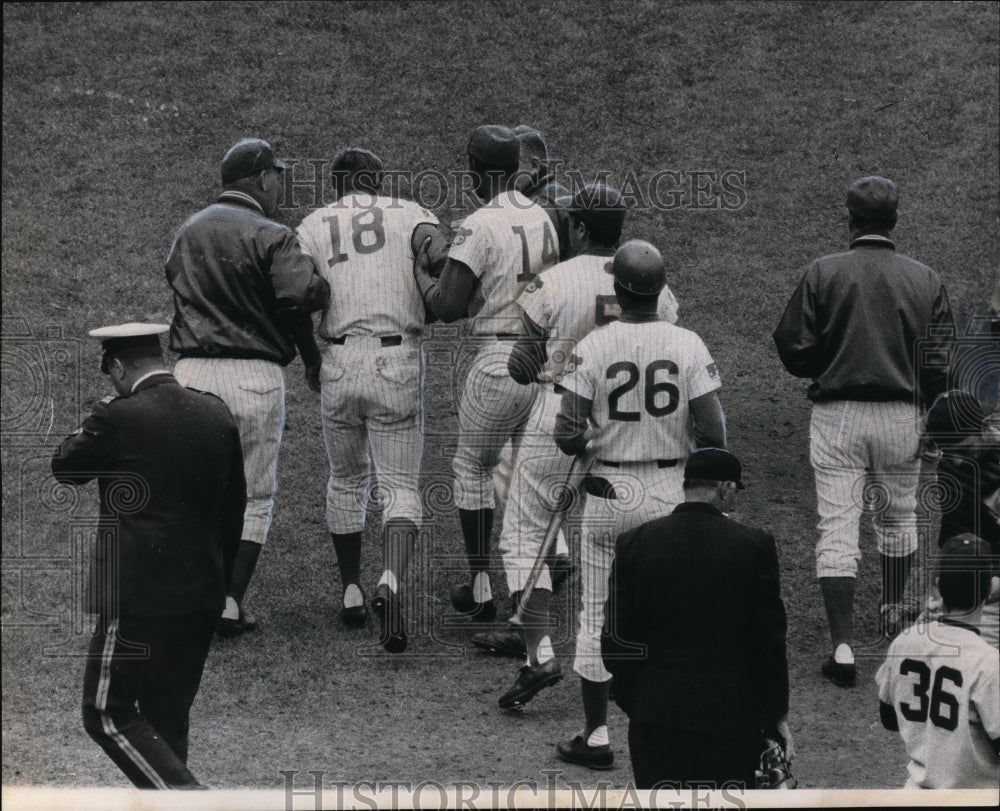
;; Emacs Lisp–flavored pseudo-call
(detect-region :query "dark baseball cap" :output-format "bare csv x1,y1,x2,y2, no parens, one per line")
612,239,666,296
684,447,745,489
846,176,898,222
566,183,627,233
938,533,994,610
467,125,519,169
89,323,168,373
221,138,288,185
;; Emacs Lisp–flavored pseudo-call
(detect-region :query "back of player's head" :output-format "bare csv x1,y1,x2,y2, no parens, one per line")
612,239,666,296
513,125,549,171
937,533,994,613
467,125,519,173
566,183,626,247
846,175,898,234
331,147,384,196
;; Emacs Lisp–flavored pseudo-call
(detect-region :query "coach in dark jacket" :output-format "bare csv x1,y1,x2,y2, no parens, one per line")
601,449,792,789
51,323,246,789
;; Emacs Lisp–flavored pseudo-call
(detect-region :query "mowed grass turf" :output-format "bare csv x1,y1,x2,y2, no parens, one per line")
2,0,998,795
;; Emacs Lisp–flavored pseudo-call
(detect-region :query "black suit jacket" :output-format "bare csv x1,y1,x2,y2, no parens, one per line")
51,373,246,618
601,502,788,740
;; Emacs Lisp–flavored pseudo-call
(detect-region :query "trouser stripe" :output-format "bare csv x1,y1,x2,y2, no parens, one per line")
95,620,169,790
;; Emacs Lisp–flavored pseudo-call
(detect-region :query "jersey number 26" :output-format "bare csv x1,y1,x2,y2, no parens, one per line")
607,360,679,422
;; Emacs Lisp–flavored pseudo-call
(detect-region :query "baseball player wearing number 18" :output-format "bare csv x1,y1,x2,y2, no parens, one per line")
553,240,726,770
296,148,439,653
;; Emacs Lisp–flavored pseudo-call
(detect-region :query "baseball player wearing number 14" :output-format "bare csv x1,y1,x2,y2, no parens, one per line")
414,125,561,622
553,239,727,770
296,148,439,653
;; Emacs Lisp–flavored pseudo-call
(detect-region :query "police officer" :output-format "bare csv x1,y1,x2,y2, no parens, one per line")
52,324,246,788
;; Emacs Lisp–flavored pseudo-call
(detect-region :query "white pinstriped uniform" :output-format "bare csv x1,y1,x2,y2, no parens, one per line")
876,620,1000,788
174,358,283,545
448,190,560,510
561,318,721,681
297,194,437,533
498,255,680,593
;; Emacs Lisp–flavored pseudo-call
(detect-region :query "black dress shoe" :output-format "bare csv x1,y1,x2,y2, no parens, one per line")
449,583,496,622
821,655,856,687
217,608,258,639
372,588,407,653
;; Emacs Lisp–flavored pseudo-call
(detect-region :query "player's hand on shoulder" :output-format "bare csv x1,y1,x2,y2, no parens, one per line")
411,223,449,278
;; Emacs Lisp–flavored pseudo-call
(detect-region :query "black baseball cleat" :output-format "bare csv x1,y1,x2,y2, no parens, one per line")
450,583,496,622
372,588,407,654
556,735,614,771
341,586,370,628
498,658,562,709
821,656,856,687
217,608,258,639
472,627,526,658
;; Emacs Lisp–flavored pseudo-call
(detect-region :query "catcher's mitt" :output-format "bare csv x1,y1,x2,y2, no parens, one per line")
754,738,797,789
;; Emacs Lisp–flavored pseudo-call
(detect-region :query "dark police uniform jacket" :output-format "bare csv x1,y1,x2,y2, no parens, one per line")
51,373,246,618
602,502,789,741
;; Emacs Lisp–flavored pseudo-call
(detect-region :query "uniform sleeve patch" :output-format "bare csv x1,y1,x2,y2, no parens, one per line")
525,277,544,293
706,362,719,379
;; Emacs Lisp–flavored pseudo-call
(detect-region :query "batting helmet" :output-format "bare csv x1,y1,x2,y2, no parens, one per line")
612,239,666,295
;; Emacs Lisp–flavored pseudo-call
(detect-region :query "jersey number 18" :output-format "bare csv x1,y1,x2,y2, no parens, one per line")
323,209,386,266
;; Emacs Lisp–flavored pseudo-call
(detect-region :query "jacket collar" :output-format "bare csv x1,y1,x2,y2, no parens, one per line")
131,371,175,394
673,501,724,516
217,190,265,214
849,234,895,250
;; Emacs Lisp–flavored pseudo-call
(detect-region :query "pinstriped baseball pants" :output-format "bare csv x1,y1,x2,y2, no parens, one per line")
319,338,424,534
174,358,284,545
574,461,685,682
81,613,216,788
810,400,923,578
452,340,538,510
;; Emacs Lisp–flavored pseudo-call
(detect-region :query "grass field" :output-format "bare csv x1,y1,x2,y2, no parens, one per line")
2,0,999,805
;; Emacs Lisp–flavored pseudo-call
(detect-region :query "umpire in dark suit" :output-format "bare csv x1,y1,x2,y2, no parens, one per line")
51,323,246,789
601,448,793,789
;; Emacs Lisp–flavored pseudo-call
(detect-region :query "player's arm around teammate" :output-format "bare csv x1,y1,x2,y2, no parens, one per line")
295,148,439,652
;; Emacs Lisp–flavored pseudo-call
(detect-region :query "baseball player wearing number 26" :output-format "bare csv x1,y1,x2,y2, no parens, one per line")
773,176,954,687
296,148,439,652
553,240,727,770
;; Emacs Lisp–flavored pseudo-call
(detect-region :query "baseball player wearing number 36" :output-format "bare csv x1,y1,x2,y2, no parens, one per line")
553,240,727,770
296,148,440,653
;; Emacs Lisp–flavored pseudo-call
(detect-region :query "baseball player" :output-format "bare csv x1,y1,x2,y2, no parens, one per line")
166,137,330,637
553,239,726,769
472,185,679,710
413,124,561,622
296,148,439,653
52,324,246,788
876,534,1000,788
773,176,955,686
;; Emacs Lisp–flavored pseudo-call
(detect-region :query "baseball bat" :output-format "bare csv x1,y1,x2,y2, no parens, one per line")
510,453,582,627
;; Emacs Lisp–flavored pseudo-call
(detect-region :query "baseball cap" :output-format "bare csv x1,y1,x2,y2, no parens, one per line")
937,533,995,611
89,323,169,373
684,447,745,489
221,138,288,185
846,175,898,222
467,125,519,169
566,183,627,234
